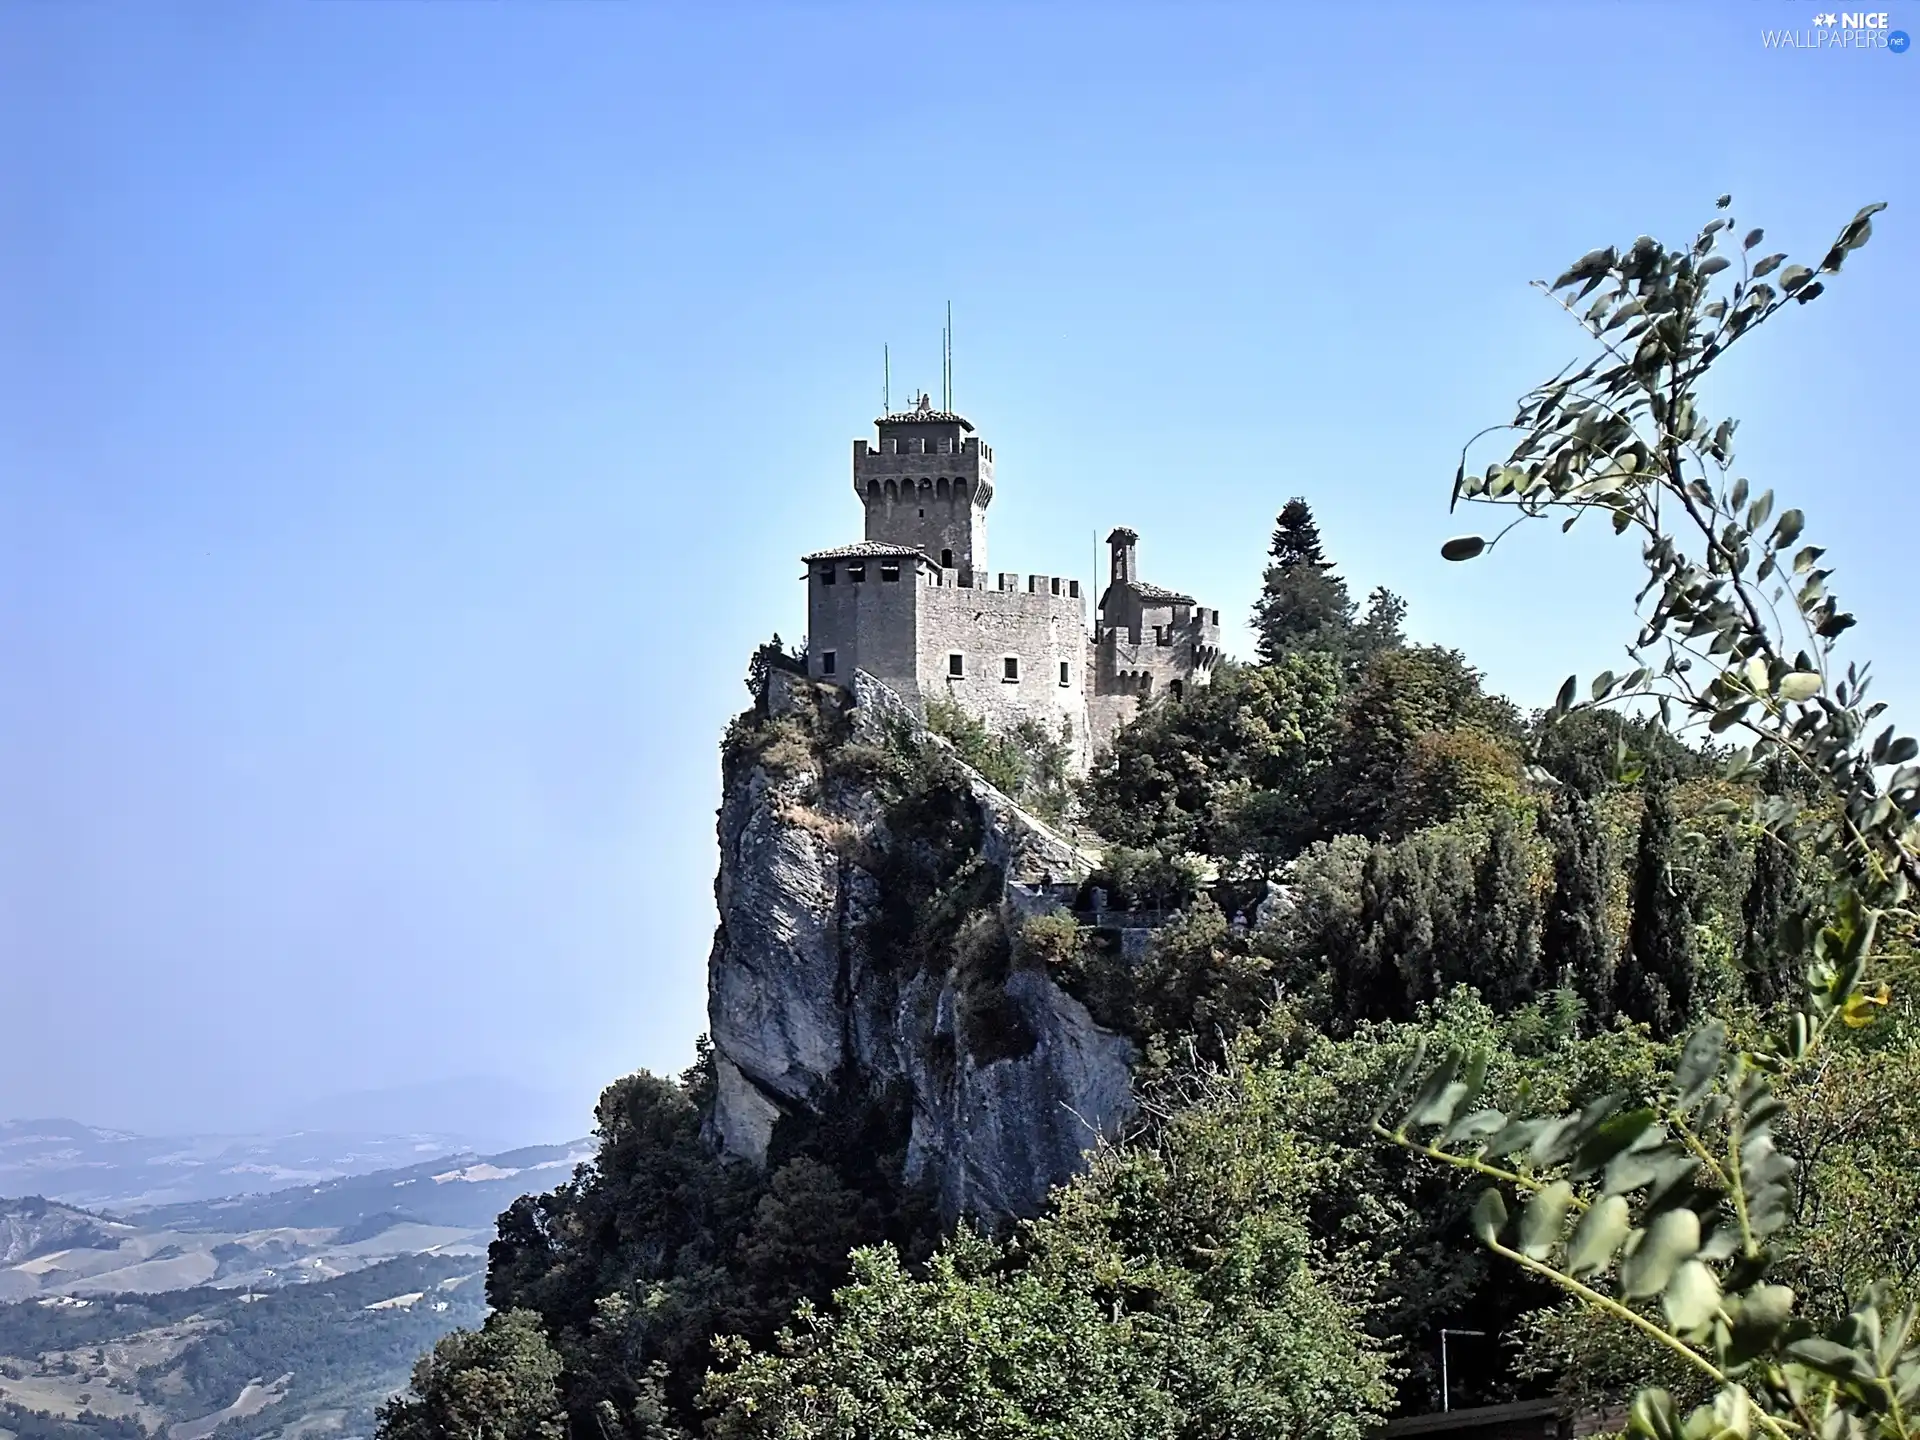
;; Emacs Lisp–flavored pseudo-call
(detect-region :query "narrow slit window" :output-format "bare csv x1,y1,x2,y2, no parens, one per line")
821,651,837,676
948,653,965,678
1059,661,1070,686
1002,656,1020,683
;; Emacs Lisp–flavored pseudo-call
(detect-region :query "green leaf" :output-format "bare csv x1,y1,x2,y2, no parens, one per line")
1631,1388,1680,1440
1441,535,1487,562
1752,253,1786,277
1621,1208,1701,1298
1374,1037,1429,1125
1773,509,1805,547
1572,1108,1657,1178
1786,1338,1878,1386
1663,1260,1722,1336
1674,1023,1727,1108
1401,1051,1463,1131
1470,1187,1508,1246
1698,256,1731,278
1519,1181,1575,1259
1554,675,1577,715
1777,672,1823,702
1742,228,1764,251
1778,264,1813,294
1566,1194,1632,1277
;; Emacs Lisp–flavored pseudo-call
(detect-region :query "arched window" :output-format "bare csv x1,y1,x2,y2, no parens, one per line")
940,548,954,568
1170,680,1185,701
884,479,898,502
936,477,951,501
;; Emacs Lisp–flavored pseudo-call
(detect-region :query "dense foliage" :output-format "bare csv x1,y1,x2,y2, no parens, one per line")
1382,196,1919,1440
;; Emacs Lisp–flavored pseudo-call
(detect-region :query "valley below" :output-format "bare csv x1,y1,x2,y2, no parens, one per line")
0,1124,589,1440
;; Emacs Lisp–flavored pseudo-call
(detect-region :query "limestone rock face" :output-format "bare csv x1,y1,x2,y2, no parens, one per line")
703,670,1134,1220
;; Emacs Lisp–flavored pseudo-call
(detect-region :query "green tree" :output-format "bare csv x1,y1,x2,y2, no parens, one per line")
375,1310,565,1440
1469,808,1545,1012
1542,795,1615,1025
1614,783,1696,1040
1531,709,1719,797
704,1052,1393,1440
1253,498,1356,664
1351,585,1410,661
1741,827,1805,1010
1318,646,1523,841
1082,657,1342,864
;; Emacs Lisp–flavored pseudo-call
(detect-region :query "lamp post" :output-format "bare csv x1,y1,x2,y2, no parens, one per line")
1439,1328,1488,1411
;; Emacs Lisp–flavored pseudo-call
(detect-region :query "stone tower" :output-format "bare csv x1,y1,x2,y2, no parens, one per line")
852,392,995,578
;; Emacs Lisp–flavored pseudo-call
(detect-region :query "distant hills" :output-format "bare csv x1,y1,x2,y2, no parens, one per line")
0,1121,488,1213
0,1140,590,1303
0,1126,591,1440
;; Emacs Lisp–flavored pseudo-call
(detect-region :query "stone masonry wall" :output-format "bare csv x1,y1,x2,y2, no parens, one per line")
855,433,992,572
917,576,1090,773
805,561,922,701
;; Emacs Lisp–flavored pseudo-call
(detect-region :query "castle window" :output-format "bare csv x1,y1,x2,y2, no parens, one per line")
818,565,835,586
948,653,965,678
1002,656,1020,683
1059,661,1070,686
880,561,901,582
821,651,837,676
940,548,954,568
848,562,866,583
918,508,925,518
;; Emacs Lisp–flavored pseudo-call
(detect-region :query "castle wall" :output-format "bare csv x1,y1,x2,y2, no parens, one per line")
915,573,1090,772
861,486,985,575
1087,617,1222,757
855,434,992,573
805,561,922,702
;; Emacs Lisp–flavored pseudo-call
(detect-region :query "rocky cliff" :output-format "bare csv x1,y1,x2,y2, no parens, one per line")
704,668,1135,1221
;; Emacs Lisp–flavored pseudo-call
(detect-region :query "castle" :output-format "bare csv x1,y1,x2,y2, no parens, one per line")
802,395,1221,770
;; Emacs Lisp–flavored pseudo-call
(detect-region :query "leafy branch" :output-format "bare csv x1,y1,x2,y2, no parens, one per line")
1375,198,1920,1440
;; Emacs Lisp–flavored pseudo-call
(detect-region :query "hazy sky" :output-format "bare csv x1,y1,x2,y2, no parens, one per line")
2,1,1914,1138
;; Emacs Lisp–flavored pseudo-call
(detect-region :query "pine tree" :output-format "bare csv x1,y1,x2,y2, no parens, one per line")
1350,586,1408,661
1614,782,1695,1039
1253,498,1355,665
1541,795,1613,1024
1740,829,1804,1010
1269,498,1331,570
1470,809,1543,1012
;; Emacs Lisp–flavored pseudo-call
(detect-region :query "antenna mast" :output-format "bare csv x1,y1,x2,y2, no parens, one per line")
943,302,952,411
883,344,890,414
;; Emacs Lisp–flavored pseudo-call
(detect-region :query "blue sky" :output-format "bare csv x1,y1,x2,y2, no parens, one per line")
1,1,1913,1138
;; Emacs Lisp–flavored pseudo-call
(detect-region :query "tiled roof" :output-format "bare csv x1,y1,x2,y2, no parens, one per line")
1133,580,1195,603
803,541,928,562
875,410,975,431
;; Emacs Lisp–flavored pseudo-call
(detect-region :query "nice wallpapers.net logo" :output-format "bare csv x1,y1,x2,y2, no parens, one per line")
1761,9,1912,50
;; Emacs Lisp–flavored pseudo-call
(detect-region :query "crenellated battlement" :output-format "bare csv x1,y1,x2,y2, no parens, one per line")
802,402,1216,776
